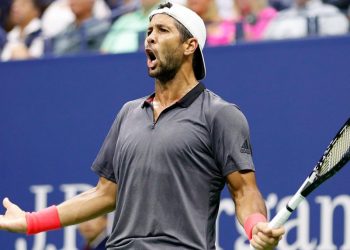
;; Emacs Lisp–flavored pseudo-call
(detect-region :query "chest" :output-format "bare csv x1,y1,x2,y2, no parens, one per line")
119,107,210,156
112,106,219,182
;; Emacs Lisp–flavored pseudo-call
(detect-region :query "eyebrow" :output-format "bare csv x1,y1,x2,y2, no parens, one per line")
148,22,174,30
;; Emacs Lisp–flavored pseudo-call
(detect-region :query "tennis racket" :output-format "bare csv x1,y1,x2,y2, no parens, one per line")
269,117,350,229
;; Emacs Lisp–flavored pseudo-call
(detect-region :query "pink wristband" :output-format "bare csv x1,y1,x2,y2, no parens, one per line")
25,205,62,235
244,213,267,240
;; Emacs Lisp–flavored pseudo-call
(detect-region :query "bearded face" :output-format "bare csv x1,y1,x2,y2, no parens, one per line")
145,14,186,83
147,44,184,82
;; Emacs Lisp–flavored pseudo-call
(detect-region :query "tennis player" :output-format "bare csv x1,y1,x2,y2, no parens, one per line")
0,2,284,249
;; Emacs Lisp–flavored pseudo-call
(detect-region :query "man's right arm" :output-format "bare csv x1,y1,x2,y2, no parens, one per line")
0,177,117,233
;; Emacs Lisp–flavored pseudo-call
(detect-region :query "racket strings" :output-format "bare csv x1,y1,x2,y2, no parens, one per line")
317,125,350,176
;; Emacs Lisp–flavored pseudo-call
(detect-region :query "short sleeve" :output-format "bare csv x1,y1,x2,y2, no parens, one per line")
210,105,255,176
91,111,124,183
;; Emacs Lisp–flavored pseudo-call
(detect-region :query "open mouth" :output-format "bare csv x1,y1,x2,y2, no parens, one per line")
148,50,156,61
146,49,157,69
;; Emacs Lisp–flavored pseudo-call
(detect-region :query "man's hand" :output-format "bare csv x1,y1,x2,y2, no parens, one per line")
250,222,285,250
0,198,27,233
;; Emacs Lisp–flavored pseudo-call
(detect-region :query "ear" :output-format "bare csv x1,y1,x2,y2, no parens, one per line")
183,38,199,56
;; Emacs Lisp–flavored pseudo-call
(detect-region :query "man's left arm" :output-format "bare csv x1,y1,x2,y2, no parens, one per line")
226,170,284,250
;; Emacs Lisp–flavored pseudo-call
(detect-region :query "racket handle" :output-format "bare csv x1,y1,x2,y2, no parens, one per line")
268,207,292,228
250,193,305,249
269,193,305,228
249,210,291,250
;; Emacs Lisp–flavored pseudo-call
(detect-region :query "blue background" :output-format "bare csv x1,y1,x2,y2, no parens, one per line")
0,35,349,250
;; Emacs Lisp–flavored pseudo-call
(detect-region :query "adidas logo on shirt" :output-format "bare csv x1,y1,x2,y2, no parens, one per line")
240,140,252,154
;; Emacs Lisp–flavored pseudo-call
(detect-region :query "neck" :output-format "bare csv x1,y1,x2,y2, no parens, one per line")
18,17,35,33
154,71,197,107
75,12,92,26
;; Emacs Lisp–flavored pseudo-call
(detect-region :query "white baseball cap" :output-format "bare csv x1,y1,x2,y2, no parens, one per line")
149,2,207,80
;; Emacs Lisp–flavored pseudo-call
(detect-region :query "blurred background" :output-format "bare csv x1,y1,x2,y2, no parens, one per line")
0,0,349,250
0,0,349,60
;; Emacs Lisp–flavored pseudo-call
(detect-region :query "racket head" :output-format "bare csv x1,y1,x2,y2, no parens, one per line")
301,118,350,197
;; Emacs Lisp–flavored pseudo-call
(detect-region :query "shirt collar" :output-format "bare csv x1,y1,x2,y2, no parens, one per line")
8,18,41,41
142,82,206,108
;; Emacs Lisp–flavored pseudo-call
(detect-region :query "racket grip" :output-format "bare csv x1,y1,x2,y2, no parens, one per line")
250,193,305,249
268,207,292,228
249,210,291,250
269,193,305,228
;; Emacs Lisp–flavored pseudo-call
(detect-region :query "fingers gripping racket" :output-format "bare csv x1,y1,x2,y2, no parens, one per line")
269,118,350,229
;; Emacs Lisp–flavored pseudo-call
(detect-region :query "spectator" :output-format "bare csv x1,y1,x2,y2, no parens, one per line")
233,0,277,42
100,0,160,54
0,0,12,31
1,0,48,61
263,0,349,39
107,0,139,23
104,0,132,10
269,0,294,11
0,26,6,53
41,0,111,39
187,0,235,46
322,0,350,14
47,0,111,56
78,215,109,250
216,0,236,19
104,0,122,9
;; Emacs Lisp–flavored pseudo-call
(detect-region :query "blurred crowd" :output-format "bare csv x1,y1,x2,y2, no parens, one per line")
0,0,349,61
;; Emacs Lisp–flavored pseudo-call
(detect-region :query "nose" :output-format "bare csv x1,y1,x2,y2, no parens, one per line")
145,31,156,46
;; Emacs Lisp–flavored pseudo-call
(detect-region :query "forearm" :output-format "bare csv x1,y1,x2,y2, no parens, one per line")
234,186,267,226
227,171,285,247
57,182,116,227
226,171,267,226
25,177,117,234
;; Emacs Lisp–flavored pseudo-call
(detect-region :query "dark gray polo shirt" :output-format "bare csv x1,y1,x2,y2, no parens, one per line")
92,83,255,250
